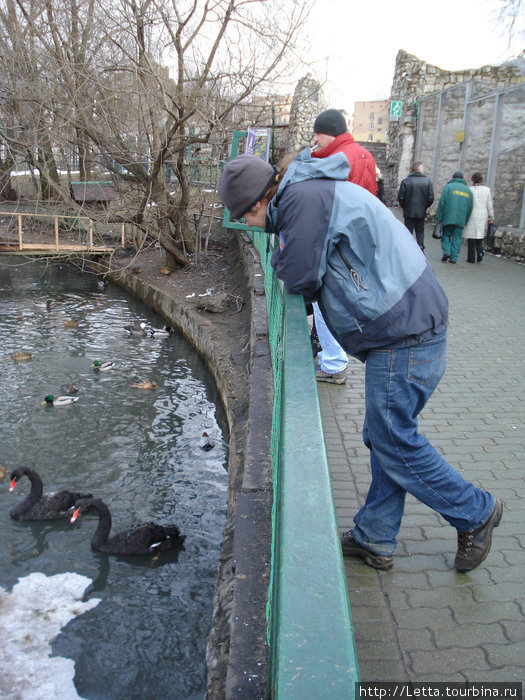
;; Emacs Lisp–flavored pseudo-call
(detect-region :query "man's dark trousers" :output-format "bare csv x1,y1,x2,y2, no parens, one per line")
404,217,425,251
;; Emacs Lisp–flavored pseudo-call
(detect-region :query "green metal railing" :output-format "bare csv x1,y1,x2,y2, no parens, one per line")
224,133,359,697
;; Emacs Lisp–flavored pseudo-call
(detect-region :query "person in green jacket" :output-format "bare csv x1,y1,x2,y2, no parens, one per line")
435,171,473,264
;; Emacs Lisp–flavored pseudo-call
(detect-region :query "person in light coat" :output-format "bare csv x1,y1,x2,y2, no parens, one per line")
462,172,494,263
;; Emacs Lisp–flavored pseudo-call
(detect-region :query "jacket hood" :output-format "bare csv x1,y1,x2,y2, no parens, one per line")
267,149,349,231
277,148,350,196
448,176,467,185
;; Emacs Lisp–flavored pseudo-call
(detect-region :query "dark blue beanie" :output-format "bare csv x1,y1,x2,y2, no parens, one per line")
313,109,347,137
218,155,276,220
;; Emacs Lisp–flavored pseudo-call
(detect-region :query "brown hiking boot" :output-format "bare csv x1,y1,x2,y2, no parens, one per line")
340,531,394,570
454,499,503,572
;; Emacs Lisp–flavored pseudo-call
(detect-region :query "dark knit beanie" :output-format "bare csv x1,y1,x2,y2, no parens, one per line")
313,109,347,137
453,171,464,179
218,154,276,219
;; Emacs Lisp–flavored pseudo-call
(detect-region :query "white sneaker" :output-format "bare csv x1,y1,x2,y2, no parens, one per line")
315,368,346,384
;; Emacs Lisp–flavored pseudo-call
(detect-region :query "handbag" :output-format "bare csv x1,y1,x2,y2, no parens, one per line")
432,222,443,240
486,222,497,249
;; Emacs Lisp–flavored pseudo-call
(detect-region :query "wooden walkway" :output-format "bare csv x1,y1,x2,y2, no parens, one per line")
0,242,115,255
0,209,122,256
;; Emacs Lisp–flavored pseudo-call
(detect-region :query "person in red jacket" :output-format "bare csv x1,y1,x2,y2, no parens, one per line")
309,109,378,384
312,109,378,196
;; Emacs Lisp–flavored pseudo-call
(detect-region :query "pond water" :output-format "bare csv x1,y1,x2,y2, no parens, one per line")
0,257,229,699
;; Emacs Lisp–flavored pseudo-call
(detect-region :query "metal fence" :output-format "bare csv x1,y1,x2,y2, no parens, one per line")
414,81,525,228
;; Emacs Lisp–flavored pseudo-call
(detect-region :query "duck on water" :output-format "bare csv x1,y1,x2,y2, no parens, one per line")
42,394,78,406
92,361,115,372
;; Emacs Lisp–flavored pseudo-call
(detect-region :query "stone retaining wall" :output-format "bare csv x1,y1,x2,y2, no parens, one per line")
491,227,525,261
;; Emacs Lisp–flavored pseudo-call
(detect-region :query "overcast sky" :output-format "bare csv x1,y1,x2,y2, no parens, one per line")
296,0,524,112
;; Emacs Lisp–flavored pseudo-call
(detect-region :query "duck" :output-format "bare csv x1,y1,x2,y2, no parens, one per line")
92,361,115,372
9,467,92,521
34,299,52,310
149,325,174,338
124,322,148,337
70,497,185,555
0,463,8,479
63,319,79,328
132,380,158,390
42,394,79,406
199,431,215,451
60,383,79,394
13,351,33,362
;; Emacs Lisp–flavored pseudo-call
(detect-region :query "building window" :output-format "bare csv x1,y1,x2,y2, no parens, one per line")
378,117,383,125
368,134,373,141
370,112,375,119
369,124,375,130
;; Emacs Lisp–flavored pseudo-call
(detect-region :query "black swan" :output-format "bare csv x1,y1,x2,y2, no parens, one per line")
70,497,185,555
9,467,92,521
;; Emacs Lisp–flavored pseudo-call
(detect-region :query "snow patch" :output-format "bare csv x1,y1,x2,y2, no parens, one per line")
0,572,100,699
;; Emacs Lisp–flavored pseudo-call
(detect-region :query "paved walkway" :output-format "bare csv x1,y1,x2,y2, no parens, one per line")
317,229,525,683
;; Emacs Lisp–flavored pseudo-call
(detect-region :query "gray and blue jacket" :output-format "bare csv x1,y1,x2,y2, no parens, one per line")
267,149,448,360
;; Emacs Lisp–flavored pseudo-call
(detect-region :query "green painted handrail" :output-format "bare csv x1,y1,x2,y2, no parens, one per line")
269,293,359,698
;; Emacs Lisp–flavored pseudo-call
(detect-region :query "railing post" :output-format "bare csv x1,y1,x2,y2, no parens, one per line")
17,215,23,249
121,223,125,246
54,216,59,249
89,221,93,249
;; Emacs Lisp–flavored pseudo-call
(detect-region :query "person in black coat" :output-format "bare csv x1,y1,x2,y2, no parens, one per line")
397,162,434,252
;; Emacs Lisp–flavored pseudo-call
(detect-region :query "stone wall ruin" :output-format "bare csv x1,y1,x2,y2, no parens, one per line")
387,50,525,234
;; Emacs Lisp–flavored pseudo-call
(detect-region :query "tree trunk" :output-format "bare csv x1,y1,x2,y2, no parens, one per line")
0,158,17,200
151,170,189,267
76,125,91,182
37,133,61,201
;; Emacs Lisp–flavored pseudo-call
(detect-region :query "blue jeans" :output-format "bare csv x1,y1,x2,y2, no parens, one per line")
353,331,495,556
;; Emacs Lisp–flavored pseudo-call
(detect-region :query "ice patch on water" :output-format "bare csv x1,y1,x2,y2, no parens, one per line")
0,572,100,699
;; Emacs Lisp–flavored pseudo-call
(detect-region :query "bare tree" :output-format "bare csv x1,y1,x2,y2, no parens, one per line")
0,0,73,200
0,0,309,266
494,0,525,47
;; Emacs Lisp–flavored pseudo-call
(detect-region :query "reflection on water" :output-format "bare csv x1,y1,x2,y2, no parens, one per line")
0,257,229,699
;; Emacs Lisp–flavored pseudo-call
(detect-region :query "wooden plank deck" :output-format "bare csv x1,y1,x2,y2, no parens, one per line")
0,209,124,256
0,242,114,255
